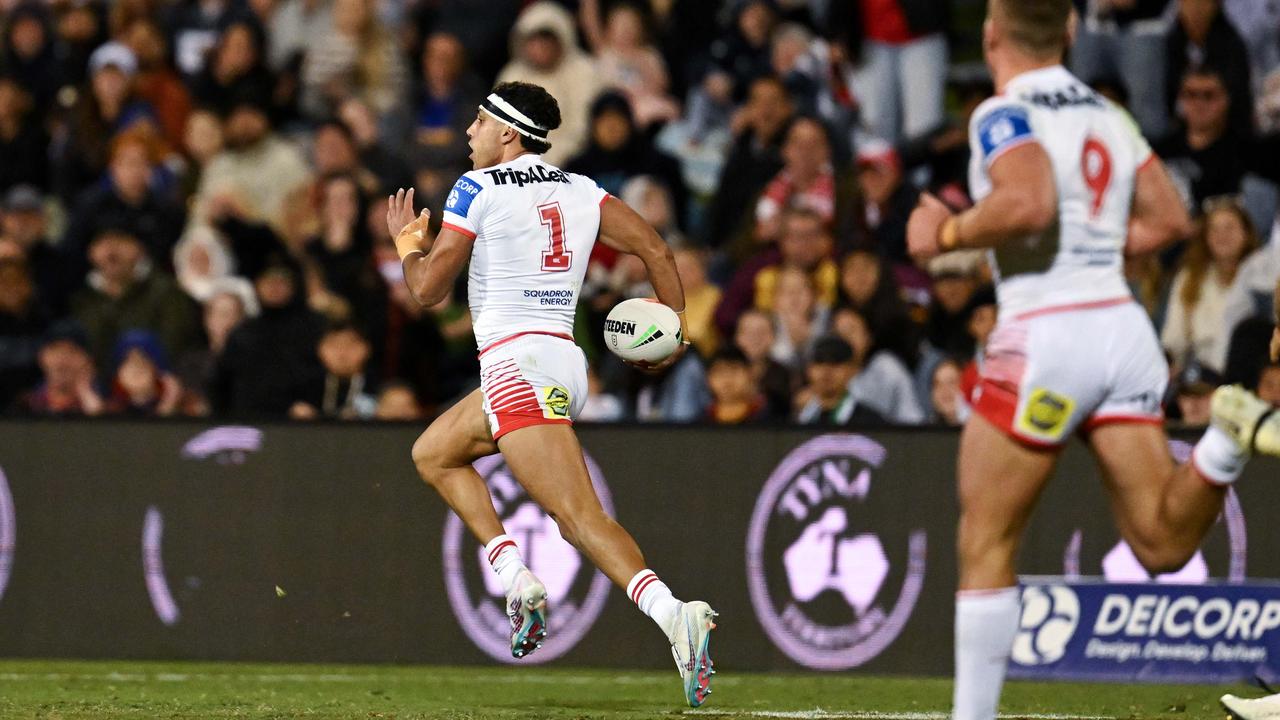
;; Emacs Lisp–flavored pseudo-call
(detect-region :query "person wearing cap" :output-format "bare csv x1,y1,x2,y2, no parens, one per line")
0,72,50,193
9,320,104,417
70,227,200,375
55,40,158,202
857,137,920,266
923,250,987,359
1171,363,1223,427
0,184,74,315
497,1,602,165
794,335,886,426
103,329,184,416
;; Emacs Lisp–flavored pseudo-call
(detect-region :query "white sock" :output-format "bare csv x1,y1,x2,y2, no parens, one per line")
484,534,528,596
627,569,682,632
954,587,1020,720
1193,426,1249,485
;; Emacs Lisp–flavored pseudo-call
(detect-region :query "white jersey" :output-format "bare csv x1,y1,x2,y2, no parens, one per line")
968,65,1153,318
440,154,608,349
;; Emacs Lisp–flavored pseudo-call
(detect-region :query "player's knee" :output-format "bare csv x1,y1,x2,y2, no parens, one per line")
411,432,445,487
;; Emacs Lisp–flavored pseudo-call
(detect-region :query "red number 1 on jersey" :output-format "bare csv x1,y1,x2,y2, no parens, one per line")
539,202,572,272
1081,136,1112,219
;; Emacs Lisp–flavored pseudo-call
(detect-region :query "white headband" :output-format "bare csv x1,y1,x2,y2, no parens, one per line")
480,93,550,141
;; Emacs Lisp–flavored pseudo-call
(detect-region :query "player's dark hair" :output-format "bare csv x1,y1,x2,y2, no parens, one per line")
995,0,1071,57
492,81,562,155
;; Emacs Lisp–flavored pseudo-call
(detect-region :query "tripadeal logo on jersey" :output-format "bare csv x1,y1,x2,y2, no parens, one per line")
1010,579,1280,683
482,165,571,187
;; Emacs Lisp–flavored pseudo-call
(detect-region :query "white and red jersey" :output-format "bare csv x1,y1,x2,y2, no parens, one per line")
968,65,1153,318
440,153,608,349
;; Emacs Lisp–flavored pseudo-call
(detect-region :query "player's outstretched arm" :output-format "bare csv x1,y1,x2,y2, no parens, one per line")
1126,157,1193,257
907,143,1057,263
599,195,689,370
386,187,473,306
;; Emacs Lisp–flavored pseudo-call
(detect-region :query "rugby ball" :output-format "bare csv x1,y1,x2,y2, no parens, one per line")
603,298,683,363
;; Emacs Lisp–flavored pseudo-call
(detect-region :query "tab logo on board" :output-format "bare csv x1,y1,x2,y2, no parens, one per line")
746,434,926,670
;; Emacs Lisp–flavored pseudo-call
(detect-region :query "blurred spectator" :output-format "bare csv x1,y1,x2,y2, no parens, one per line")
754,116,850,247
837,248,918,368
734,308,793,418
964,285,998,350
704,346,768,424
898,74,989,201
833,305,924,424
104,329,183,416
578,365,623,422
191,19,276,119
856,137,918,265
430,0,523,83
55,41,159,202
705,75,794,250
1223,0,1280,94
173,225,235,302
928,357,967,426
120,16,192,150
10,320,104,416
705,0,776,101
619,175,685,245
339,98,415,195
0,257,47,408
770,22,836,121
580,0,679,128
301,0,407,123
305,172,386,337
794,335,884,425
1068,0,1173,140
1217,215,1280,355
265,0,333,73
375,379,424,421
410,32,485,187
923,250,985,359
497,1,602,166
1,4,62,114
625,351,709,422
176,276,257,414
827,0,948,143
167,0,238,78
770,265,830,372
1166,0,1253,139
1171,363,1220,425
180,108,223,196
63,127,185,268
1258,363,1280,405
380,260,477,413
673,247,721,357
0,73,50,193
1162,200,1258,372
193,96,312,236
717,207,838,336
71,227,200,374
290,321,376,419
1156,67,1249,212
211,254,325,416
566,92,687,223
1,186,73,315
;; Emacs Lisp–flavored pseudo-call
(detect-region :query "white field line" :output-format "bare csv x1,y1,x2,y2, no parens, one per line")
686,713,1113,720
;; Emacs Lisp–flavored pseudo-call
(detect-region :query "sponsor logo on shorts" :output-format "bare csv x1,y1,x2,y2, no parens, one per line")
746,434,926,670
443,453,613,664
543,386,570,418
1018,388,1076,438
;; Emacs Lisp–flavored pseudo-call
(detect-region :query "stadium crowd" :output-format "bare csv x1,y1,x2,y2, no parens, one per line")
0,0,1278,425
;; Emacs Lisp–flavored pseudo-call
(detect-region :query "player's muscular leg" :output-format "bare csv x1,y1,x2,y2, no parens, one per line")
411,388,505,542
957,415,1060,590
1089,423,1226,575
497,424,647,589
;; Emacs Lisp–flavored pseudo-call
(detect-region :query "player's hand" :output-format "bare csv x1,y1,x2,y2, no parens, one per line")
386,188,430,255
626,341,688,375
907,192,954,264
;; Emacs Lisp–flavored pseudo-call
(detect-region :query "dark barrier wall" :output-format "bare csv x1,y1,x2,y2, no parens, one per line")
0,420,1275,675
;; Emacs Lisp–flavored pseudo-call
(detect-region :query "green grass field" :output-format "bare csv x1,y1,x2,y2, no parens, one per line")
0,660,1247,719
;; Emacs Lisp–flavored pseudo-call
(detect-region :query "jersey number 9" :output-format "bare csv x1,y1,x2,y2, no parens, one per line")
1081,137,1112,220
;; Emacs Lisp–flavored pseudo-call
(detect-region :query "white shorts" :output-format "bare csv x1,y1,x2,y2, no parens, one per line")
478,332,588,441
972,298,1168,448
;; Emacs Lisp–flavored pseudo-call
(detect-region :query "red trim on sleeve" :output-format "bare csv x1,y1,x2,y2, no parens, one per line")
441,222,477,240
599,193,612,207
1080,414,1165,433
1137,153,1158,173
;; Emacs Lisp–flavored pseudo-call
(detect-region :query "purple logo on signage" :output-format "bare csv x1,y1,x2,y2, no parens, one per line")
747,434,927,670
0,466,15,606
443,452,613,664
